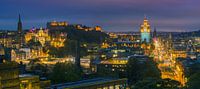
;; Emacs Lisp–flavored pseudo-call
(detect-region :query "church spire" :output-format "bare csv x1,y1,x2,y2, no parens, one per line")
17,14,22,33
153,27,157,38
18,14,21,23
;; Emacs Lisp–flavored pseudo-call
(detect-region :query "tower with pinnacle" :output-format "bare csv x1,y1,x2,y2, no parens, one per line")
17,14,22,33
17,14,23,48
140,16,151,43
153,27,157,38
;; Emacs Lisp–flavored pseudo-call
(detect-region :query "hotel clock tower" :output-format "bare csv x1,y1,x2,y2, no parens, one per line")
140,16,151,43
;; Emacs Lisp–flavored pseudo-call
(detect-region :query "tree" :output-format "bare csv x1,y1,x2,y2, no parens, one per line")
48,39,87,58
30,63,49,77
133,78,181,89
96,65,119,78
186,72,200,89
127,57,161,85
49,62,83,84
187,63,200,77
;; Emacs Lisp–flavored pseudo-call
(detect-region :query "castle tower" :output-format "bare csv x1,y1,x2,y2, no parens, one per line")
140,16,151,43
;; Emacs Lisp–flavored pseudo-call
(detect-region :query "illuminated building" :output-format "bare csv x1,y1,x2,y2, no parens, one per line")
0,31,23,48
25,27,66,48
172,46,187,59
19,48,31,60
24,32,34,43
12,47,48,61
76,24,103,31
0,46,5,63
11,49,17,61
101,42,109,48
50,32,66,48
108,33,118,38
117,34,137,42
173,50,187,58
30,47,48,58
0,62,20,89
80,56,91,69
47,21,68,30
0,36,13,48
94,26,103,32
115,42,140,48
25,28,51,46
19,74,51,89
19,74,40,89
0,77,1,88
95,58,128,77
140,16,151,43
37,28,50,46
141,42,152,55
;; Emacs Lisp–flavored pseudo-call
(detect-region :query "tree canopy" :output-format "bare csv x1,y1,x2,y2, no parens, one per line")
48,39,87,58
133,78,181,89
127,57,161,85
48,26,108,58
186,72,200,89
49,62,83,84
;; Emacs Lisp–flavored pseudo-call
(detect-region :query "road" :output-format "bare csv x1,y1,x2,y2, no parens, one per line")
153,38,186,86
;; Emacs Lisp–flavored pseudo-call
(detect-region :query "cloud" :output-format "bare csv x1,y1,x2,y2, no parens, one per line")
0,0,200,32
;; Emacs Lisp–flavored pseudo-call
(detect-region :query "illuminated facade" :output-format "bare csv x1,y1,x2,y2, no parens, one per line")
140,17,151,43
19,74,40,89
50,33,66,48
94,26,103,32
0,62,20,89
76,25,103,31
94,59,128,77
25,28,50,46
47,21,68,30
19,74,50,89
172,50,187,58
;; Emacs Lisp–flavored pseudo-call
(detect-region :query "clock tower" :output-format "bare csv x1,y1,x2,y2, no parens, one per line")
140,16,151,43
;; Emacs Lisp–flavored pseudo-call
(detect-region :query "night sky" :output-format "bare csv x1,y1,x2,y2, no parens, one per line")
0,0,200,32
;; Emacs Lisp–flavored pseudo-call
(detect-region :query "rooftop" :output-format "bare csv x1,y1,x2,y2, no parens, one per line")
51,78,127,89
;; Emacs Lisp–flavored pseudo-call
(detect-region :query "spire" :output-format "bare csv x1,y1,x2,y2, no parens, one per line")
18,14,21,23
154,27,157,33
17,14,22,33
153,27,157,38
144,14,147,20
169,33,172,39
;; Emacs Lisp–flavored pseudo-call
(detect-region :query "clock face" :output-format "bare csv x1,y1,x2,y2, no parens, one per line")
144,28,147,32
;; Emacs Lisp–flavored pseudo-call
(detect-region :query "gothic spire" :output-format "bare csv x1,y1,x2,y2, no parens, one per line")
17,14,22,33
18,14,21,23
153,27,157,38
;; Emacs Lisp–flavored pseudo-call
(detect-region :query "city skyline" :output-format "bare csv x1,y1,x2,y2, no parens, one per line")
0,0,200,32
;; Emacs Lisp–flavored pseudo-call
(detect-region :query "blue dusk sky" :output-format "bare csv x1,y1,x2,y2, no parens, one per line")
0,0,200,32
